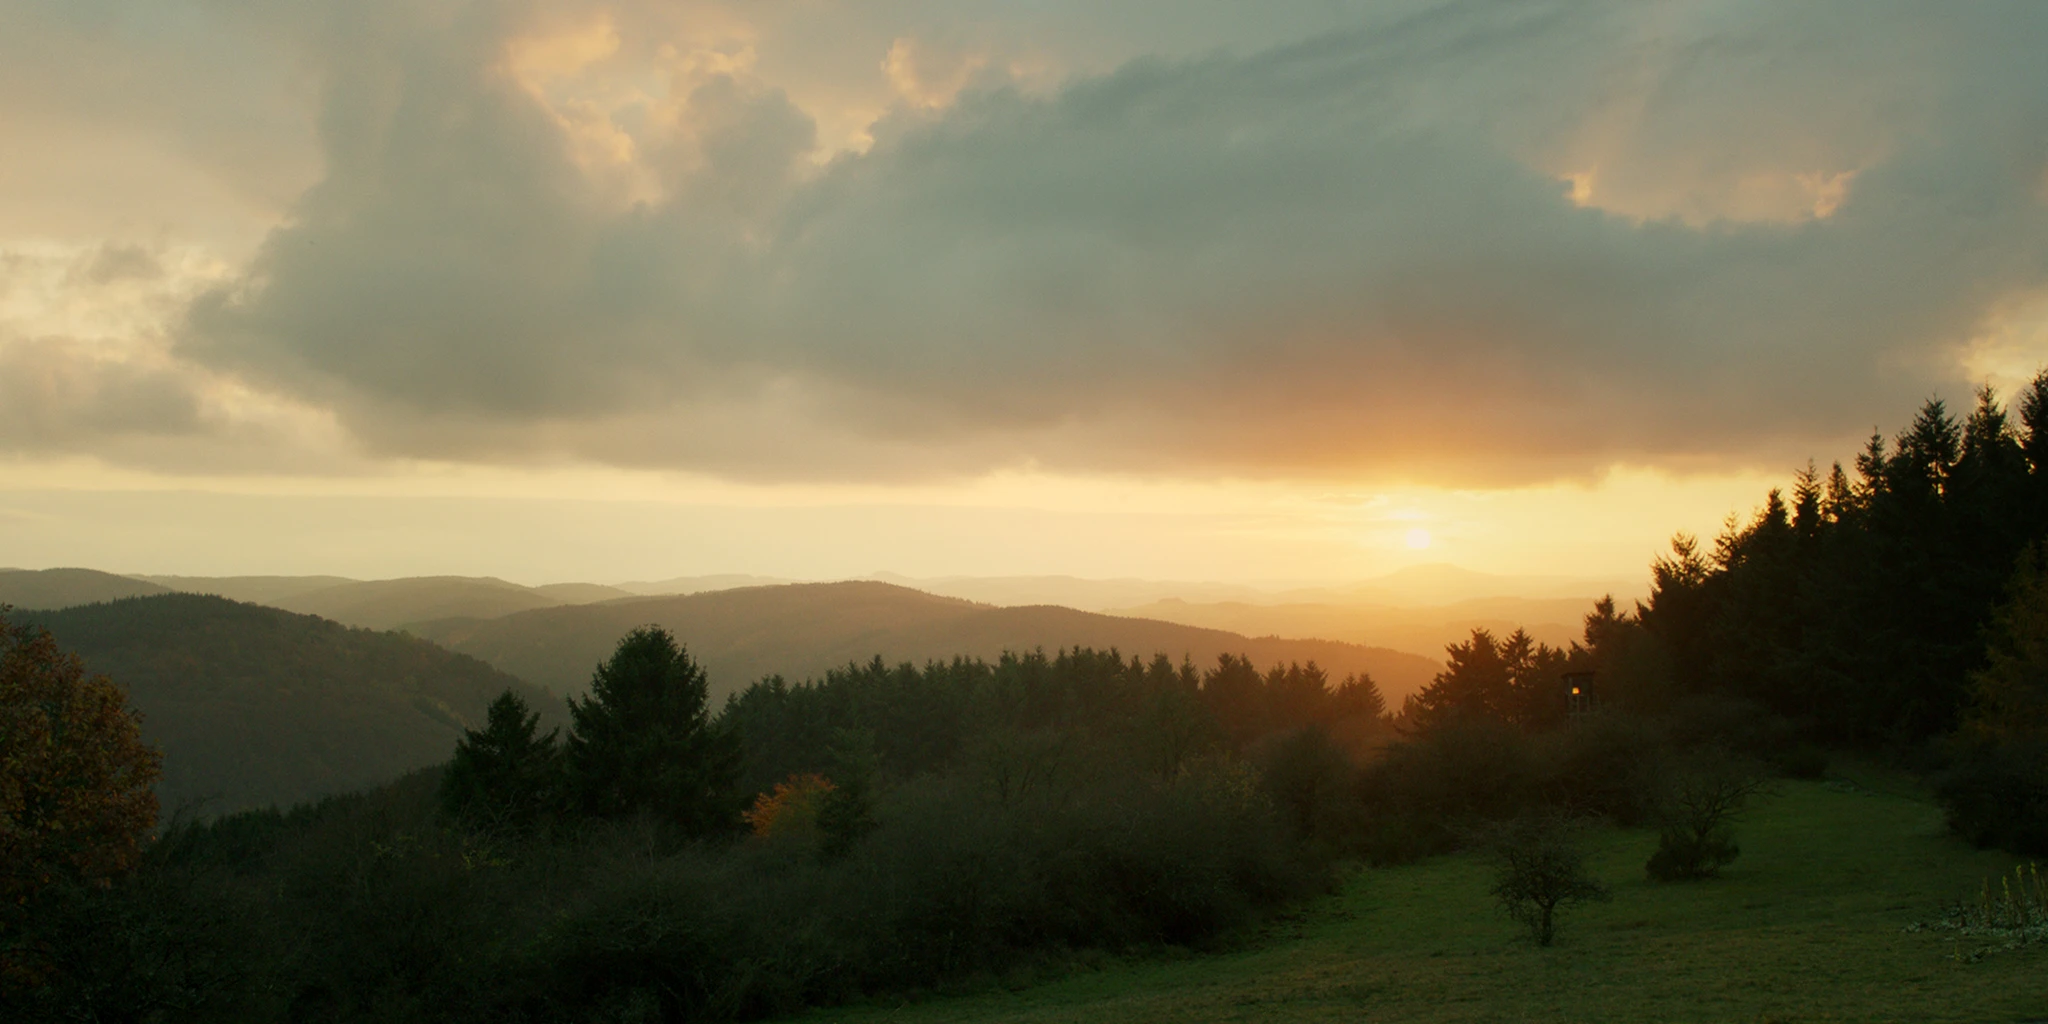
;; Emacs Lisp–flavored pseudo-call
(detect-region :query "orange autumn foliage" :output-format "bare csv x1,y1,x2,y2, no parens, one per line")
742,772,835,839
0,613,161,906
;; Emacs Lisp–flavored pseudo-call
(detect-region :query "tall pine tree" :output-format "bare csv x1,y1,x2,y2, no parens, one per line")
564,627,742,836
440,689,559,833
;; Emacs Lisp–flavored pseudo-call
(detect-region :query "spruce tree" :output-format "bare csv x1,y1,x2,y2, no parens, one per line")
563,626,742,836
440,689,558,833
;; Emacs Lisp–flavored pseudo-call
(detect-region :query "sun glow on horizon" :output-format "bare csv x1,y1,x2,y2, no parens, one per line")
1404,527,1433,550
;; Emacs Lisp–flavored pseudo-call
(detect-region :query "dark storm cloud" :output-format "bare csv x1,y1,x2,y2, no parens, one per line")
178,0,2048,482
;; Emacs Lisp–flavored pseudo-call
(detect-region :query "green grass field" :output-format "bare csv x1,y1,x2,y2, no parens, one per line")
809,764,2044,1023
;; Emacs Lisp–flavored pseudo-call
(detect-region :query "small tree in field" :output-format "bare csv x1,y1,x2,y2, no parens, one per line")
563,627,741,836
1646,749,1771,881
1487,814,1610,946
440,689,558,834
0,613,161,908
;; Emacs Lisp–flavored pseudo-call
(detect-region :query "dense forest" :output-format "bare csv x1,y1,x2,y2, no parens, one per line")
6,380,2048,1020
1385,378,2048,851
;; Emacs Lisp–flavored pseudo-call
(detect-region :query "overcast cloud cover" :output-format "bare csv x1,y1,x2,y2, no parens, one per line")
6,0,2048,484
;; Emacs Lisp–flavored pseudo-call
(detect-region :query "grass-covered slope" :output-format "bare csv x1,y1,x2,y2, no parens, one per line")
812,767,2040,1024
0,567,169,608
20,594,555,816
415,581,1443,703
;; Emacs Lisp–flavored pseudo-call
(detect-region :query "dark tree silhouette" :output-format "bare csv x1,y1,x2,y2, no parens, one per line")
440,689,558,833
564,627,741,836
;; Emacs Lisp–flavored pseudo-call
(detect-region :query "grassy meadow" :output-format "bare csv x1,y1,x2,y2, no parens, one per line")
812,764,2043,1024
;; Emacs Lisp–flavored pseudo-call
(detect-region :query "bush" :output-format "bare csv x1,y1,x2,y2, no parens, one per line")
514,760,1321,1019
1483,814,1610,947
0,869,268,1024
1251,726,1362,849
1532,713,1667,825
1356,720,1533,863
1645,749,1770,881
1766,741,1830,780
1937,736,2048,855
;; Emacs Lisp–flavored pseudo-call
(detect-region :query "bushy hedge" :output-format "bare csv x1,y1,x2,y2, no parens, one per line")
1350,710,1783,866
5,758,1323,1023
1938,736,2048,855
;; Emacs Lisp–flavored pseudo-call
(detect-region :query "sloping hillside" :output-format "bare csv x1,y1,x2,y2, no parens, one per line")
18,594,554,815
269,576,568,630
144,574,635,626
0,567,170,608
135,573,360,605
413,581,1442,703
532,582,637,604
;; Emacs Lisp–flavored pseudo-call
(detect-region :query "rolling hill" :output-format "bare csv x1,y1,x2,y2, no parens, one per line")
410,581,1444,704
16,594,555,816
0,567,170,608
133,573,361,605
138,574,634,630
265,576,570,630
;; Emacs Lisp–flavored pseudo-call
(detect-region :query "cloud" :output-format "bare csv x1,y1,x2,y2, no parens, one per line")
147,1,2048,482
0,335,206,448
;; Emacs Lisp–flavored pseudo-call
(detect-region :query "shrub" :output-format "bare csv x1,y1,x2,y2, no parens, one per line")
1645,749,1771,881
1766,741,1830,780
0,869,268,1024
1251,726,1361,848
1937,736,2048,855
1532,712,1667,825
1484,814,1610,947
1356,720,1533,863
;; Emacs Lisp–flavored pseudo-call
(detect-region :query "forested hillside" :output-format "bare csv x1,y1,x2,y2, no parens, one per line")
412,580,1442,703
18,594,555,815
137,574,633,629
265,575,570,630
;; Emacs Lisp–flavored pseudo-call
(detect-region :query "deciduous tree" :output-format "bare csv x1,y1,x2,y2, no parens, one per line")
0,613,161,908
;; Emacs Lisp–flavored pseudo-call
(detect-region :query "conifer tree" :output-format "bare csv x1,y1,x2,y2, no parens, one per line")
563,627,742,836
440,689,558,833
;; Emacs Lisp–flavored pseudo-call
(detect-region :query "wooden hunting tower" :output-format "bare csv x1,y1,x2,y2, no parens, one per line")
1563,670,1598,717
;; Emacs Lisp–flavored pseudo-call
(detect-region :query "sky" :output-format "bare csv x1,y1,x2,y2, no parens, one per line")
4,0,2047,588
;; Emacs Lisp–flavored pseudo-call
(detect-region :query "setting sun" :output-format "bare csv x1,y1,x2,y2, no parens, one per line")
1404,527,1433,550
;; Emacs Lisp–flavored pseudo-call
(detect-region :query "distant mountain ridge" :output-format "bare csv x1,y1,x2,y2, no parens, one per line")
5,566,1629,666
409,580,1443,704
130,573,637,631
1106,595,1598,661
1,567,170,609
